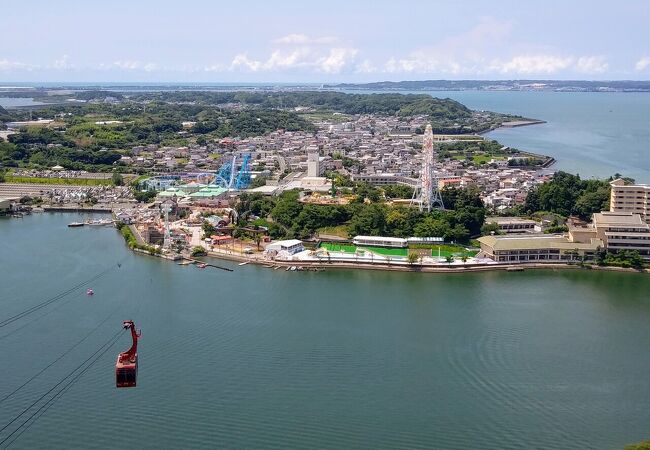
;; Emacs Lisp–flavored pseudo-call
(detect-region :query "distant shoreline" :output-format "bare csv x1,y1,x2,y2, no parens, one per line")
328,80,650,93
478,118,555,168
499,119,547,128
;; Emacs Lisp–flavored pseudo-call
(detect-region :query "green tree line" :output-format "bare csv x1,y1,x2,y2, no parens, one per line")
524,171,612,219
235,186,485,243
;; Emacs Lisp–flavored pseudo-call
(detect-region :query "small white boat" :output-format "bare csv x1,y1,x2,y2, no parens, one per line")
290,266,297,271
86,289,94,296
238,262,249,266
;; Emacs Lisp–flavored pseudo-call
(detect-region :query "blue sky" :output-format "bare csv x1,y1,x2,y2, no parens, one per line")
2,0,649,82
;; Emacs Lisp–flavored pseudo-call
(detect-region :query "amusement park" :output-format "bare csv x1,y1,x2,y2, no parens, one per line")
143,153,254,194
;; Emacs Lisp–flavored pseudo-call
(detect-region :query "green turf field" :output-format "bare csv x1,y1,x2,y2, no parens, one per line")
320,242,408,257
321,242,476,258
320,242,356,253
360,246,408,257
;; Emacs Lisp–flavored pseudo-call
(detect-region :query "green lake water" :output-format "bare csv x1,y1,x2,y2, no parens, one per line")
1,213,650,448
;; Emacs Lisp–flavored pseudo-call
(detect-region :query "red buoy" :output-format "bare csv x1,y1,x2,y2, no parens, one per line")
116,320,140,388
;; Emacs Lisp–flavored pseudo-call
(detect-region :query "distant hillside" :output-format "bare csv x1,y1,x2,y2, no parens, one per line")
328,80,650,92
129,90,474,118
0,104,11,121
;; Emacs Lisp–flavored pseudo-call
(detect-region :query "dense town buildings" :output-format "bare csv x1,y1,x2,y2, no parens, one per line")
116,113,550,209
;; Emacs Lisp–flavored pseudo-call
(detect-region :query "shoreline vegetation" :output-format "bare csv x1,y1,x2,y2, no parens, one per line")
326,79,650,92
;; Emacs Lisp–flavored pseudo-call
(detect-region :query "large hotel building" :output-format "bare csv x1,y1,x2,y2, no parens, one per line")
610,178,650,223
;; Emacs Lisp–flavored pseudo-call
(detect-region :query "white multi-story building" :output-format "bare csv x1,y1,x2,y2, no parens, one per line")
610,178,650,223
569,211,650,260
307,152,320,177
592,211,650,259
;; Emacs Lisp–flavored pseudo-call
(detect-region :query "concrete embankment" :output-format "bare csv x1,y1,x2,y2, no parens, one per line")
121,241,649,275
44,205,113,213
499,119,547,128
201,250,649,275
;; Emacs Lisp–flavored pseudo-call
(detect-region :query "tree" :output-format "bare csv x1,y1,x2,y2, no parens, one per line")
202,221,216,238
524,171,611,219
271,190,303,228
480,222,500,236
407,252,420,265
112,172,124,186
251,175,267,188
449,224,470,242
354,182,381,203
383,184,414,199
133,189,156,203
445,255,454,264
347,204,387,236
385,208,411,237
413,216,449,238
191,246,207,256
442,186,484,210
574,188,609,219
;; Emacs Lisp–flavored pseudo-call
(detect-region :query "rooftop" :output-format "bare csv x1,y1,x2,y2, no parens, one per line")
610,178,650,188
271,239,304,247
486,216,538,224
478,235,602,251
593,211,646,226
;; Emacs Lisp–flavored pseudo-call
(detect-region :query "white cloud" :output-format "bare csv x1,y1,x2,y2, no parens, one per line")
355,59,378,74
266,48,314,70
110,60,159,71
316,48,358,73
230,54,264,72
203,63,226,72
230,46,358,74
575,56,608,73
0,59,34,71
52,55,72,70
635,56,650,72
489,55,574,74
381,17,513,75
273,34,338,45
383,54,470,75
376,18,615,77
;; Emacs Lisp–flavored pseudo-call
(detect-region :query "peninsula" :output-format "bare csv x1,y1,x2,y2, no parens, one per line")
1,88,647,273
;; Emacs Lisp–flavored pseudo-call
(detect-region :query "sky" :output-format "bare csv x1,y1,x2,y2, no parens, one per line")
2,0,650,82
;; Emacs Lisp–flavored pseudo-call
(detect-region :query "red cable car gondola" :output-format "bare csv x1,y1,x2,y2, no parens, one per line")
116,320,140,388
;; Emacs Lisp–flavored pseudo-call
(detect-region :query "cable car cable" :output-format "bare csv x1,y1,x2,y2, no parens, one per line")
0,329,124,436
0,330,124,449
0,288,101,342
0,263,118,327
0,299,126,404
0,259,125,329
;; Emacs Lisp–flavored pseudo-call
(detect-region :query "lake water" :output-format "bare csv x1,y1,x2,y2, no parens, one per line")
1,212,650,449
0,97,46,109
